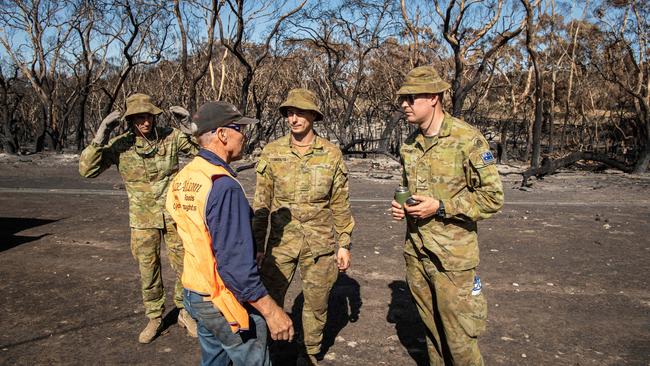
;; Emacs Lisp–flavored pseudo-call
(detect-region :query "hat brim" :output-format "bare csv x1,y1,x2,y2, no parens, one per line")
396,81,451,95
278,105,324,121
123,105,163,119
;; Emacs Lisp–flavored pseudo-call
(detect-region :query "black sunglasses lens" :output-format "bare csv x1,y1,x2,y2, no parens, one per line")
399,95,415,104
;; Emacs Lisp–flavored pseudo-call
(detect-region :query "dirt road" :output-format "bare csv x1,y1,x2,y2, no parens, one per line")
1,154,649,365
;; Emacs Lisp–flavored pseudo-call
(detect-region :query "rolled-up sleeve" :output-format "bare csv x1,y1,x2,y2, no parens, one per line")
443,135,504,221
205,178,268,303
330,153,355,247
79,141,117,178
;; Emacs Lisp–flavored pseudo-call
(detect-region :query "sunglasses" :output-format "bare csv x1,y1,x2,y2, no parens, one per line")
398,94,430,105
213,124,245,133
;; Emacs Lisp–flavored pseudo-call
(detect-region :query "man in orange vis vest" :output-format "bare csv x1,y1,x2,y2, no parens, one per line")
166,101,294,365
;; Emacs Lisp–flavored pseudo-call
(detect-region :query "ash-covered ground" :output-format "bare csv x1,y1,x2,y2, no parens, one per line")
1,153,649,365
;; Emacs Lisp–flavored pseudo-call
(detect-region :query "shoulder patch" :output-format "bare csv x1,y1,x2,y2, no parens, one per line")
481,151,496,165
255,159,268,174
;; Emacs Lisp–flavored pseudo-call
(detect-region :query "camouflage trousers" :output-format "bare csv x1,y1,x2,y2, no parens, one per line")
130,217,185,319
261,241,338,355
405,253,487,366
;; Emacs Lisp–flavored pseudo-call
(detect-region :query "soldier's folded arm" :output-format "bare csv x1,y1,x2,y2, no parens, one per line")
330,155,355,248
442,136,504,222
79,109,124,178
78,139,119,178
175,128,200,156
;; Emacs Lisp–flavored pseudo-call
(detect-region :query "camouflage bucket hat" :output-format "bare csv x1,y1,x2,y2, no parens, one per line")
396,66,451,95
279,88,323,121
123,93,163,119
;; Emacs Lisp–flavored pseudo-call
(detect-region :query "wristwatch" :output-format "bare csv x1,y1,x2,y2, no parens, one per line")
436,200,446,218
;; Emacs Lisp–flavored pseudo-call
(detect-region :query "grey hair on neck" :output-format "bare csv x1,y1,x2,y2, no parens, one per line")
197,129,217,148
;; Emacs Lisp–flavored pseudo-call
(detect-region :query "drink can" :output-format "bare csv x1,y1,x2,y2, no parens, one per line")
394,186,412,206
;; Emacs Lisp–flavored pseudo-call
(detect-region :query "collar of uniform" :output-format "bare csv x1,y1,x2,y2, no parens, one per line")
312,135,324,150
133,127,162,148
198,149,237,177
283,134,324,150
439,112,453,137
414,112,453,149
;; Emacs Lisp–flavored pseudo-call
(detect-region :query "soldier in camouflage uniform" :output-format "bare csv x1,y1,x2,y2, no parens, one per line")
390,67,504,365
252,88,355,365
79,94,199,344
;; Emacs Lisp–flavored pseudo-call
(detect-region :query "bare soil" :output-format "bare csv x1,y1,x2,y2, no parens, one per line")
0,153,649,366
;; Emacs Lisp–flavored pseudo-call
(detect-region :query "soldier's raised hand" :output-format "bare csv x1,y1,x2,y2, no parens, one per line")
169,106,192,134
92,110,122,145
102,110,122,129
170,105,190,119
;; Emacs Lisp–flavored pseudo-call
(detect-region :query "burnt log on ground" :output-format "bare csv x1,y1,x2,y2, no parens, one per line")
520,151,631,186
234,146,399,173
343,149,400,162
236,161,257,172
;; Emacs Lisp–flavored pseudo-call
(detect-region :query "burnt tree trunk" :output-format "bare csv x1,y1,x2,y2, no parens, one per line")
499,120,508,163
378,111,402,153
76,88,90,151
632,115,650,173
0,74,18,154
520,151,631,186
522,0,543,168
633,145,650,173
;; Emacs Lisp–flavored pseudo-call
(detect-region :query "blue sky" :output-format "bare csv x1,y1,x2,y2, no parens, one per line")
0,0,599,73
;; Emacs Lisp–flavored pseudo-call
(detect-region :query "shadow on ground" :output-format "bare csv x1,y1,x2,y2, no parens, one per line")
0,312,140,349
0,217,58,252
271,273,362,365
387,280,429,366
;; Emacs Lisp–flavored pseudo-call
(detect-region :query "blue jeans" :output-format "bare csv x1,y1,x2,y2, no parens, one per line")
183,289,271,366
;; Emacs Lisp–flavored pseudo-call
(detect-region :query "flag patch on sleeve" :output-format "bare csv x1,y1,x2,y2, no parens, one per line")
481,151,496,165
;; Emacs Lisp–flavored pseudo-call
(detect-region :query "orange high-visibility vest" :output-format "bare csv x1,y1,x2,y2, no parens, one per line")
166,156,249,333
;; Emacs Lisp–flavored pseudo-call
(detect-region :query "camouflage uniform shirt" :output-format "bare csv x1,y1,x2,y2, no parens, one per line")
79,127,198,229
401,113,503,270
253,135,355,256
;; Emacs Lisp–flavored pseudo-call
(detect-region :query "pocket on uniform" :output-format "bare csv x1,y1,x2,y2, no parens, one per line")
311,164,334,201
270,159,295,200
309,246,336,260
457,291,487,338
434,235,479,271
119,150,146,182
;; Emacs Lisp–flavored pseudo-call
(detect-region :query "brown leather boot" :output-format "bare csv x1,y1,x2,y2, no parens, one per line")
138,317,163,344
177,309,198,338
